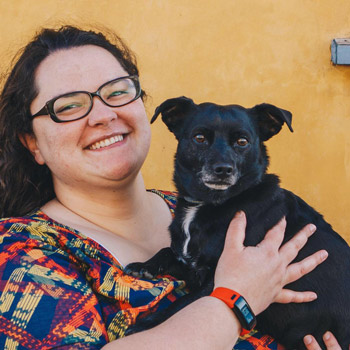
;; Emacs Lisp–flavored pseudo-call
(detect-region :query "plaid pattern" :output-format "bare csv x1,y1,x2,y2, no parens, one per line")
0,190,281,349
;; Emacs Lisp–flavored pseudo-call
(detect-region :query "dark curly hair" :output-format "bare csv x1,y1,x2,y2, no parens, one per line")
0,25,144,217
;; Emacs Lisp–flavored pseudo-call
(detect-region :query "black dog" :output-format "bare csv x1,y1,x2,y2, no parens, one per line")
125,97,350,349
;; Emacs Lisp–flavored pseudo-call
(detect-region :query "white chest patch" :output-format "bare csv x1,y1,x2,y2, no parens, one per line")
182,205,202,258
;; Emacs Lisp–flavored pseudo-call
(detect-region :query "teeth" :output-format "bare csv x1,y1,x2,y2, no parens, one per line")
89,135,124,150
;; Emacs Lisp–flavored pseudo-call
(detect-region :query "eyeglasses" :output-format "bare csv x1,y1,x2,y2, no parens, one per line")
30,75,141,123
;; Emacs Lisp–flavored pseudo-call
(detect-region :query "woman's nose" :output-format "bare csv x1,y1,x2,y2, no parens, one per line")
87,98,117,127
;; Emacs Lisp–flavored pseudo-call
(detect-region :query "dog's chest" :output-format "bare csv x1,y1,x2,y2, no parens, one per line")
172,190,284,265
181,205,202,258
172,203,232,266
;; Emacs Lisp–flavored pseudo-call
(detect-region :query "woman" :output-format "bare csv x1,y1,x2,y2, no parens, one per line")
0,26,342,349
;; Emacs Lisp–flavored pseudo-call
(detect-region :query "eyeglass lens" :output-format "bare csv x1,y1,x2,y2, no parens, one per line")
53,77,138,121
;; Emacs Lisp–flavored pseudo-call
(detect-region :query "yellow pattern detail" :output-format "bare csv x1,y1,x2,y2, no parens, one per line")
28,264,87,291
11,283,43,328
0,232,11,244
69,318,103,343
25,222,59,246
0,268,27,313
4,337,19,350
99,267,116,295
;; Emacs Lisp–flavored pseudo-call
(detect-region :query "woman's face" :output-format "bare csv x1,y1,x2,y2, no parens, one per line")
27,45,151,192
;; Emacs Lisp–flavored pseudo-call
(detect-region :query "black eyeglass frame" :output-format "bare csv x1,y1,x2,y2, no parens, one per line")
30,75,142,123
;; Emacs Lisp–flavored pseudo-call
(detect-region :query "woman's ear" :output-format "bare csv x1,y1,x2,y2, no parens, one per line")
19,133,45,165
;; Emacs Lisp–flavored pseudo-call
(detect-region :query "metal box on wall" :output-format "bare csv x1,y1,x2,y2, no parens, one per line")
331,38,350,65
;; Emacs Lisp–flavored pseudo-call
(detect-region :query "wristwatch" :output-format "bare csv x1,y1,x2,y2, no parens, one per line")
210,287,257,335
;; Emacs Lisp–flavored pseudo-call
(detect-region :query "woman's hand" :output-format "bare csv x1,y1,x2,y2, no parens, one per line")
304,332,343,350
214,211,328,315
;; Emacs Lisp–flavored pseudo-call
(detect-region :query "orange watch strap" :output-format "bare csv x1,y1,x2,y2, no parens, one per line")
210,287,255,336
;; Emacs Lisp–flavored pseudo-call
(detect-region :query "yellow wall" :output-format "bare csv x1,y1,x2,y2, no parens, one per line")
0,0,349,242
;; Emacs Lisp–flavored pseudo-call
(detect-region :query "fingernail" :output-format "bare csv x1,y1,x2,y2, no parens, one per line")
304,335,312,345
324,332,331,340
310,292,317,300
309,224,316,233
321,251,329,261
236,211,244,218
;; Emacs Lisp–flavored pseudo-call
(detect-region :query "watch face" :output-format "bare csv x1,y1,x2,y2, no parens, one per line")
235,296,256,328
241,304,255,324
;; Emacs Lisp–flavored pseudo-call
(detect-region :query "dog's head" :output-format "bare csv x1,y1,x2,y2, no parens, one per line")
151,96,292,204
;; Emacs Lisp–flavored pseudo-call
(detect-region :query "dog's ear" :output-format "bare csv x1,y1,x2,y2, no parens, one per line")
251,103,293,141
151,96,195,137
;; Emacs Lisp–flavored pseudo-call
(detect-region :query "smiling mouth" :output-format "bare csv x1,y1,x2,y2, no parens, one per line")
89,135,124,150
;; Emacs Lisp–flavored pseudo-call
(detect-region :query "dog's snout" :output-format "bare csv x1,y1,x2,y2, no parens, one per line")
213,164,233,176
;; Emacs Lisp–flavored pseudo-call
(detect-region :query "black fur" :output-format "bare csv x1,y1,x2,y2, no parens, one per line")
125,97,350,349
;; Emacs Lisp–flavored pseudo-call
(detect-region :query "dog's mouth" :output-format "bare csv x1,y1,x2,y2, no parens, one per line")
203,181,233,191
199,168,239,191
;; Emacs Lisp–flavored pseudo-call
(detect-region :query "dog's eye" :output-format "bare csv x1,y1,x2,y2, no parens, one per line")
236,138,249,146
193,134,207,144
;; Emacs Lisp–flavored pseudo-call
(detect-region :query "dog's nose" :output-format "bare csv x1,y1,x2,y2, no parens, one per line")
213,164,233,176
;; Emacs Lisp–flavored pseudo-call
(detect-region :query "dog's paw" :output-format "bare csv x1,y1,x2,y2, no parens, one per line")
124,262,160,279
185,266,212,291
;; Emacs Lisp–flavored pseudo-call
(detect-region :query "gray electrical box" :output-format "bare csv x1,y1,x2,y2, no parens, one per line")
331,38,350,65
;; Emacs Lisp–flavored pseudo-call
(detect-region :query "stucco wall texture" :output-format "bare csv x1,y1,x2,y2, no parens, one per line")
0,0,349,242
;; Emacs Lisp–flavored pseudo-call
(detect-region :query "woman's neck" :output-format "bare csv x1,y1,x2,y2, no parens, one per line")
41,172,173,265
45,172,166,242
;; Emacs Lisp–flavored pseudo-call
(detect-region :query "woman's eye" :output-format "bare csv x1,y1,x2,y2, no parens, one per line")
193,134,206,144
107,90,126,99
236,137,249,146
56,103,82,113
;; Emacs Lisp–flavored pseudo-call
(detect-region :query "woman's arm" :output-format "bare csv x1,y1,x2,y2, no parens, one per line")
102,212,327,349
103,296,241,349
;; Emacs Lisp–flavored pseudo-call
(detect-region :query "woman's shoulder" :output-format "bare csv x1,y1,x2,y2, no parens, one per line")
0,210,64,241
0,209,53,226
147,189,178,213
0,210,116,263
0,211,73,270
0,210,56,242
0,210,105,266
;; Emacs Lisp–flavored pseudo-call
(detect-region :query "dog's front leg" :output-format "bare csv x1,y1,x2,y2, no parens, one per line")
124,247,184,279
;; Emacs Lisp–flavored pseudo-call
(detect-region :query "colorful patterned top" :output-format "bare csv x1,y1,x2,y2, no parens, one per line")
0,190,284,350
